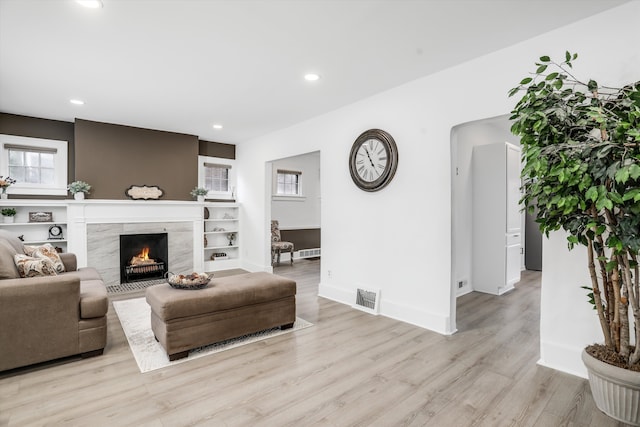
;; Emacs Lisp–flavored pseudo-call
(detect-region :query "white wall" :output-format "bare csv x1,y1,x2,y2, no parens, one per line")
237,2,640,372
270,151,321,230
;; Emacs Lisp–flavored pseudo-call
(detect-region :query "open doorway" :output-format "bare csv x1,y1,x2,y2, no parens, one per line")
450,115,542,331
267,151,321,267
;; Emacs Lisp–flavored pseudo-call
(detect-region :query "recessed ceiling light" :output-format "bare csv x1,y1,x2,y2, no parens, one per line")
212,124,223,130
76,0,103,8
70,99,85,105
304,73,320,82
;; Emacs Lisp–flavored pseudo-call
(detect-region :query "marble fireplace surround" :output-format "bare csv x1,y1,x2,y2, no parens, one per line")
67,200,204,286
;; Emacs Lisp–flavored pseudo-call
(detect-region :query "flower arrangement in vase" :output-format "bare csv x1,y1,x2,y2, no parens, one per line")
0,176,16,199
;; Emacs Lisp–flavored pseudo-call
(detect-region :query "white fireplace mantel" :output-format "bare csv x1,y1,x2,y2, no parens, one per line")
67,199,204,273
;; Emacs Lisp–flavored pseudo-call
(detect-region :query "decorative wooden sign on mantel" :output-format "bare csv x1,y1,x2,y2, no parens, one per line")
125,185,164,200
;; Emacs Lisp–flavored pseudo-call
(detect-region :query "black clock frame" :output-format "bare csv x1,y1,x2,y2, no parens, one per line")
349,128,398,192
48,224,64,240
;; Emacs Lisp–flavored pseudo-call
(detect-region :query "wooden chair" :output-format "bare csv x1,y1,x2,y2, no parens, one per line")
271,220,294,266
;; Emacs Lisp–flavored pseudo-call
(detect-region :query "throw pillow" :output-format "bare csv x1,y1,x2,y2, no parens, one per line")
23,243,65,273
14,254,58,278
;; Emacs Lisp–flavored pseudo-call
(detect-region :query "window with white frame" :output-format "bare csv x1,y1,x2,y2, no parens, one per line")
205,163,230,192
0,134,68,196
276,170,302,196
198,155,236,199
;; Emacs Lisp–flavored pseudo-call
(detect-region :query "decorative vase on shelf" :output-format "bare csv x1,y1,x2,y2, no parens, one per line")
1,193,7,199
197,195,205,203
74,192,85,200
3,216,14,223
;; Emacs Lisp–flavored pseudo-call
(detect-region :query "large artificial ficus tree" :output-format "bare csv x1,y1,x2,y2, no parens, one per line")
509,52,640,367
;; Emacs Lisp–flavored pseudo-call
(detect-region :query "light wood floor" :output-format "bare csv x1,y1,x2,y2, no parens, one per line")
0,260,627,426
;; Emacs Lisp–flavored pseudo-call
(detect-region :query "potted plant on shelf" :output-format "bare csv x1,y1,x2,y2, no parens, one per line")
190,187,208,202
510,52,640,425
1,208,17,223
0,176,16,199
67,181,91,200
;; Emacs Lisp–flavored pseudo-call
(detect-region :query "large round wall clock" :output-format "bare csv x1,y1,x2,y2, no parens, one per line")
349,128,398,192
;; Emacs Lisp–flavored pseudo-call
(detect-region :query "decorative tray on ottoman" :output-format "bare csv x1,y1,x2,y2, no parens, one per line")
166,272,211,290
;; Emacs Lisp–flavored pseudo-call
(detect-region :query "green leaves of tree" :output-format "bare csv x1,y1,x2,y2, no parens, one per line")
510,52,640,258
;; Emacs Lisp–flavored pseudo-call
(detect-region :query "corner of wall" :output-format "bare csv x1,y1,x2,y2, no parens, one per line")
538,340,588,379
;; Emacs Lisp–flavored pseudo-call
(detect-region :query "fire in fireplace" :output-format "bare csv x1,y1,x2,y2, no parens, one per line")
119,233,168,283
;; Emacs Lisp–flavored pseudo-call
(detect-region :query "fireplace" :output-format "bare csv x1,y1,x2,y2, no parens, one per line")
119,233,168,283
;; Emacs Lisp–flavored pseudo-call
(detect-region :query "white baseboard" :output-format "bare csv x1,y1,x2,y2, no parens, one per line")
318,282,454,335
539,340,588,379
241,260,272,273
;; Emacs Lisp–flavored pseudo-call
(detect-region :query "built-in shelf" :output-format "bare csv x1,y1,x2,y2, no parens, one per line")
203,203,240,272
0,201,68,252
1,222,65,226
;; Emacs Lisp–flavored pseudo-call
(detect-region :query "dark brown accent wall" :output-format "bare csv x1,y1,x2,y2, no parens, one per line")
199,139,235,159
0,113,75,184
75,119,199,200
1,113,236,200
280,228,321,251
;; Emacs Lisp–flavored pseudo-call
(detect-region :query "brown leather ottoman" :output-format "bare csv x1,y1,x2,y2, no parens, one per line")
145,272,296,360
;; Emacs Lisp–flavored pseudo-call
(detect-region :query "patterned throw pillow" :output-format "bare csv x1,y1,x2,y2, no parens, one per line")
14,254,58,278
23,243,65,273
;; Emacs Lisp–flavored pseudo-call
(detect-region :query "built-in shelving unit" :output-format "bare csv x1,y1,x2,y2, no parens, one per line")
0,200,68,251
203,202,240,272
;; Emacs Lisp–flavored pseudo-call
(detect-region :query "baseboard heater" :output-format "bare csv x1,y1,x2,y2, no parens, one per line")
297,248,321,258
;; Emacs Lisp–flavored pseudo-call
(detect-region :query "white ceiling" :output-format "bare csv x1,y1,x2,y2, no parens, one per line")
0,0,629,144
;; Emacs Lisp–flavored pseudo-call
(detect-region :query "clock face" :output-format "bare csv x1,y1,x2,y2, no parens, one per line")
349,129,398,192
354,138,388,183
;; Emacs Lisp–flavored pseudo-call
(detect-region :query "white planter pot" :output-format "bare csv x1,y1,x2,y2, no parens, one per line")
0,193,7,199
74,192,85,200
3,216,14,223
582,349,640,426
197,195,205,202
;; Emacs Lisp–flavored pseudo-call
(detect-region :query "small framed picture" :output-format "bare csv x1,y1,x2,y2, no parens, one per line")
29,211,53,222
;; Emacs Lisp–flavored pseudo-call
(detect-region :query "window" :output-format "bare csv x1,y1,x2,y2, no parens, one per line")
276,170,302,196
8,147,55,184
205,163,230,192
198,155,236,200
0,134,68,196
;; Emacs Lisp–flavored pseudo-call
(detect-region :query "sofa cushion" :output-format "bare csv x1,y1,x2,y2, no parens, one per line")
14,254,58,278
0,229,25,254
24,244,65,273
79,279,108,318
0,240,20,279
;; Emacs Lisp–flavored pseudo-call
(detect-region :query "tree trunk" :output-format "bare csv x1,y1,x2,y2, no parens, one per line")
588,239,612,347
620,253,640,365
611,267,622,352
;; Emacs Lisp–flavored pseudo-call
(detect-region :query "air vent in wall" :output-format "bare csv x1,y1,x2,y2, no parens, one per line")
353,287,380,315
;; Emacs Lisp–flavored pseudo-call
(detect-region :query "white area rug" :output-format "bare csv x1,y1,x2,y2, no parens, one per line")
113,297,312,373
